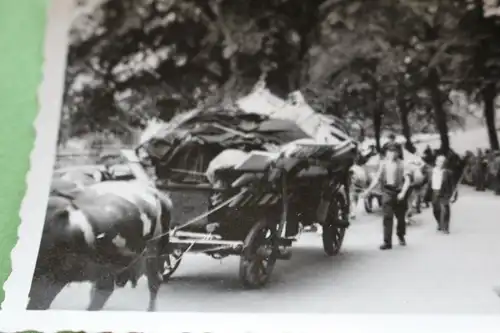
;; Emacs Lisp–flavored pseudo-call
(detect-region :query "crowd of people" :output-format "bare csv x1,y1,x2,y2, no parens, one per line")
357,133,500,251
419,144,500,194
362,139,456,250
460,148,500,194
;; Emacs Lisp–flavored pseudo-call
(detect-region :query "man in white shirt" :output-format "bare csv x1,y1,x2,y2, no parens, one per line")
430,155,454,234
365,143,412,250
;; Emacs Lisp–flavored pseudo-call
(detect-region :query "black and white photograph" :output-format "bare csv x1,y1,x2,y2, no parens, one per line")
2,0,500,332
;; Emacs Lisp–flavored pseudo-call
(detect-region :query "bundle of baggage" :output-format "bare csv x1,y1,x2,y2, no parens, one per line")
137,87,357,187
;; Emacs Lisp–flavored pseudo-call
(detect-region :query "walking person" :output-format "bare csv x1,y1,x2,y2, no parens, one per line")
491,151,500,195
474,148,487,191
430,154,455,234
364,143,412,250
421,162,433,208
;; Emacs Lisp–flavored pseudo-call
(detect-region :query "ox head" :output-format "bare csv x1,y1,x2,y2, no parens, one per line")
35,196,93,281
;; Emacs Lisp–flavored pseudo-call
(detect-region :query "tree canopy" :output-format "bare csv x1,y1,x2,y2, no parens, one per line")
61,0,500,152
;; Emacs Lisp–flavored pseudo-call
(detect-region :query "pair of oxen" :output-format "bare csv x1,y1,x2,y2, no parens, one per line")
28,168,172,312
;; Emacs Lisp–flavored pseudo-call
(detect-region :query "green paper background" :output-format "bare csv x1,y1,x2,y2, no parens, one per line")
0,0,47,304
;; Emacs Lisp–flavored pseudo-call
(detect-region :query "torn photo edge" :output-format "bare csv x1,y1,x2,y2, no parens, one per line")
0,0,499,332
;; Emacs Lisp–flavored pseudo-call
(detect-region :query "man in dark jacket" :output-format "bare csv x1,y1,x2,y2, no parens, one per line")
430,154,455,234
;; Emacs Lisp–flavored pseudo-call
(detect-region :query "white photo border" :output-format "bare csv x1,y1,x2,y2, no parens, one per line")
1,0,73,312
1,0,500,332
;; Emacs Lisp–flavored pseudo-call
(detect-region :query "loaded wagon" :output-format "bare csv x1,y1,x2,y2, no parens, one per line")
122,108,358,288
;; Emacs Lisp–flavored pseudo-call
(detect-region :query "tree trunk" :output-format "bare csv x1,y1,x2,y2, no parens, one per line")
427,68,450,152
286,1,323,90
373,101,383,152
397,96,414,152
482,82,499,150
359,126,366,143
367,76,383,152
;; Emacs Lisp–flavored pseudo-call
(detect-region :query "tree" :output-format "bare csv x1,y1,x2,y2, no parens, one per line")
310,0,432,148
319,0,475,152
63,0,481,148
455,0,500,150
392,1,469,152
63,0,342,141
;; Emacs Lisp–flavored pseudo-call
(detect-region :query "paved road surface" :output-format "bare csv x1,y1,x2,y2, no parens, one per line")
50,186,500,313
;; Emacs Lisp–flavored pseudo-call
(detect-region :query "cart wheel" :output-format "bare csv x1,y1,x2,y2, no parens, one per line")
162,249,183,281
323,193,347,256
239,219,278,289
364,195,373,213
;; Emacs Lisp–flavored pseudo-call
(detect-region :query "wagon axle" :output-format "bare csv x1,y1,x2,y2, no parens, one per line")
168,235,294,259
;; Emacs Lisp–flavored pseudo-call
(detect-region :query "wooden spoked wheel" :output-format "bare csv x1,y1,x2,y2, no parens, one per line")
239,219,279,289
322,191,348,256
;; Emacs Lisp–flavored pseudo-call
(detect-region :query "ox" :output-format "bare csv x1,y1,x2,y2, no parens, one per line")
27,179,172,312
349,164,379,218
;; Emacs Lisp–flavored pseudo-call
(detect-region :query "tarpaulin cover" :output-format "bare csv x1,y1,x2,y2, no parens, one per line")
255,119,311,144
140,110,311,159
236,88,351,144
138,88,356,183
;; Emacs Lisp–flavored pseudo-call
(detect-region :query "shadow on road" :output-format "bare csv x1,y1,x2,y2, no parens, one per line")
163,245,374,294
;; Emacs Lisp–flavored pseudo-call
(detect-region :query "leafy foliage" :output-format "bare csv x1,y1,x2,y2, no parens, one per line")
61,0,500,152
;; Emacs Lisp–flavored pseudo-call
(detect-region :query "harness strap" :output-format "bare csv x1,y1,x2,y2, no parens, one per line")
146,194,161,240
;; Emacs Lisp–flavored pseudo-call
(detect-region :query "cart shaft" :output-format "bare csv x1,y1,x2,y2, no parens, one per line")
170,238,244,247
172,230,222,240
169,238,244,255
